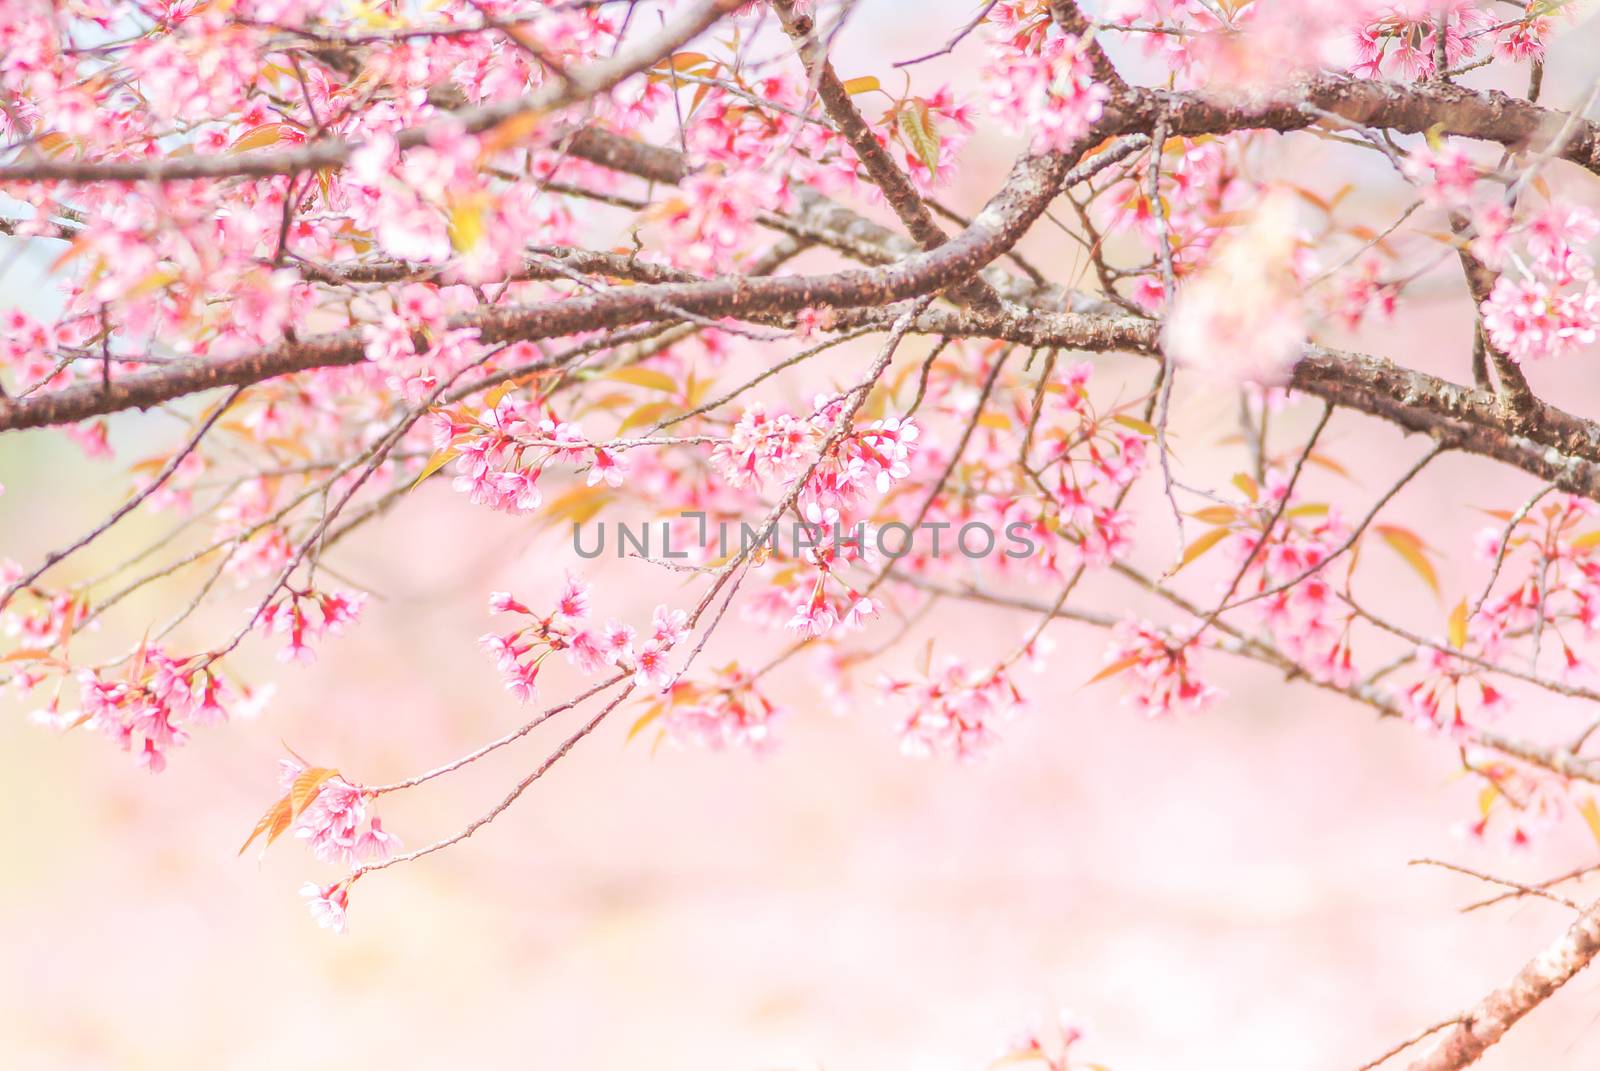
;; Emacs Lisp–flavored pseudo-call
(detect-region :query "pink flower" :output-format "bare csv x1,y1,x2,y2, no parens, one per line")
489,591,530,615
1164,190,1308,384
601,621,637,665
633,642,674,692
1103,620,1222,718
1481,275,1600,363
300,881,350,935
587,448,625,488
297,779,367,864
356,817,401,862
554,573,591,624
650,604,689,647
983,31,1109,152
1402,141,1478,206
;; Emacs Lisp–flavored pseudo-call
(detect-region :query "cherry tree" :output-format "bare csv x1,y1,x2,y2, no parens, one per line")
4,0,1600,1066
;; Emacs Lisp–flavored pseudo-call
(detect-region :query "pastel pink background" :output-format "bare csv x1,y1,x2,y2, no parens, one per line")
6,3,1600,1068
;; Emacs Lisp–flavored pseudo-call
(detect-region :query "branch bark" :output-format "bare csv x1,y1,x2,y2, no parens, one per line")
1406,897,1600,1071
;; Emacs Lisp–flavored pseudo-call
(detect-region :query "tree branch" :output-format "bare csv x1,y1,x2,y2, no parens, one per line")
1405,896,1600,1071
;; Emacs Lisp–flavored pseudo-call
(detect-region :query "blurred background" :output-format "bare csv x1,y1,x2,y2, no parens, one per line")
6,2,1600,1069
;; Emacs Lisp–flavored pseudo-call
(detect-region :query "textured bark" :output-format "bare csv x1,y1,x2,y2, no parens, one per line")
1406,898,1600,1071
0,150,1073,431
773,0,999,308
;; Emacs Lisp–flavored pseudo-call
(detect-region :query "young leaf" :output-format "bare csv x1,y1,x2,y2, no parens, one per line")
229,123,290,153
896,101,940,172
1086,653,1143,686
617,400,678,434
1571,530,1600,552
841,76,880,95
1175,526,1231,571
625,705,663,745
288,767,340,817
605,367,679,394
1447,598,1469,650
1374,524,1440,596
238,796,294,856
411,447,459,490
1580,798,1600,847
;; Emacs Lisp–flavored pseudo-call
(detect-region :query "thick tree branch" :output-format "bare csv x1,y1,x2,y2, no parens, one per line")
1405,896,1600,1071
773,0,1000,308
9,71,1600,188
0,0,743,184
0,150,1074,431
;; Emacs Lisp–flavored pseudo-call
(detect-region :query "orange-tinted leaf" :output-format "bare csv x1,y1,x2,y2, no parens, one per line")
289,767,340,817
977,410,1012,430
1232,472,1260,501
625,705,663,744
1580,798,1600,847
1086,653,1142,686
538,484,611,527
1448,598,1469,651
411,446,459,490
605,366,679,393
1571,530,1600,552
1175,526,1231,571
654,52,709,72
478,110,545,156
1112,413,1156,437
896,101,940,172
1478,783,1500,819
1189,505,1238,525
238,795,294,856
229,123,290,153
1374,524,1440,596
618,400,678,434
1307,452,1353,479
841,76,880,94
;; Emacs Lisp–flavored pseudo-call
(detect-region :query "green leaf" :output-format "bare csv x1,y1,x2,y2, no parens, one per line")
896,101,940,172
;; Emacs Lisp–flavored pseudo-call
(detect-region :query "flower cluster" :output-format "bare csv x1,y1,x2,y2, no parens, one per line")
1470,496,1600,682
646,664,785,751
1214,469,1357,687
1101,619,1222,718
481,574,690,698
282,760,400,866
881,657,1026,761
64,648,248,773
983,28,1109,153
1479,204,1600,363
436,394,629,514
1163,189,1309,384
1352,1,1495,80
255,588,366,664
